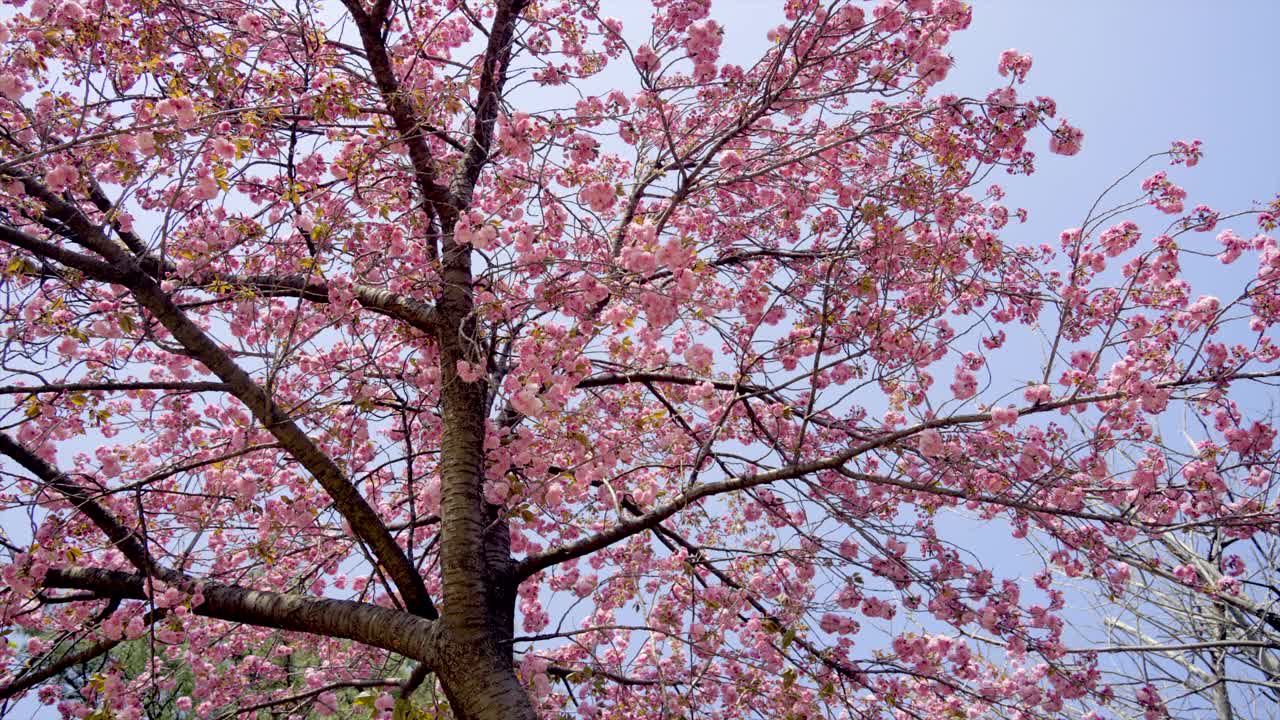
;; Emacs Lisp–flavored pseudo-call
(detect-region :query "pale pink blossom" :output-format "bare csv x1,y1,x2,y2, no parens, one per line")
997,48,1033,83
0,74,24,100
1049,120,1083,156
44,163,78,192
917,429,944,457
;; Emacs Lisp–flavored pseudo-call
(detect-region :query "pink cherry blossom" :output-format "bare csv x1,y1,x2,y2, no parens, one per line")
997,48,1033,83
634,44,660,74
990,406,1019,427
43,163,77,192
950,368,978,399
237,14,266,36
918,429,945,457
0,74,23,100
1049,120,1084,155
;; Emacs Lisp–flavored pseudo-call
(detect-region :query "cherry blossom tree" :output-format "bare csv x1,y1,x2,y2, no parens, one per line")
0,1,1276,719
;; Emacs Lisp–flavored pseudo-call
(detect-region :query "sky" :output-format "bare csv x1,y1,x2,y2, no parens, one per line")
943,0,1278,244
6,1,1280,717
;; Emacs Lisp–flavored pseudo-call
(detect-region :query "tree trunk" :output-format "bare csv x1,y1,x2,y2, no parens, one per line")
434,259,533,718
433,370,534,718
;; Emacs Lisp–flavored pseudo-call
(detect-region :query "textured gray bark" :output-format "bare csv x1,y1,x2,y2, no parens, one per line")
42,568,441,664
422,0,536,714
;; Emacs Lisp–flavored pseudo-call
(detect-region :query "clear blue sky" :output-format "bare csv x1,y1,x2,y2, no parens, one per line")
943,0,1279,239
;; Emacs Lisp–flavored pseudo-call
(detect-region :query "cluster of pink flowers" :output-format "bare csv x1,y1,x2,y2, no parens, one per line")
155,95,198,129
1140,171,1187,214
43,162,77,192
997,48,1033,83
682,19,722,81
0,73,24,100
1186,203,1219,232
634,44,660,74
1048,120,1084,155
578,180,616,213
1169,138,1203,166
1099,220,1142,257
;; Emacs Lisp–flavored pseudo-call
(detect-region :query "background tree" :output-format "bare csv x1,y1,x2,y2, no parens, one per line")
1095,527,1280,720
0,1,1276,719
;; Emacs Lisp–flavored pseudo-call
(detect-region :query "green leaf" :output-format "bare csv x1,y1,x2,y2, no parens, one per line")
352,690,378,709
781,627,797,649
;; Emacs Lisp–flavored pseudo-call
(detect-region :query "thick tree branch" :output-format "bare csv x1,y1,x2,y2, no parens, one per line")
449,0,529,206
0,609,166,699
343,0,456,231
1,635,123,698
214,677,403,720
516,368,1280,579
514,454,842,579
194,273,438,334
576,372,762,393
400,662,432,698
120,278,438,617
0,223,125,281
42,567,438,663
1067,640,1280,654
0,381,232,396
548,664,672,687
